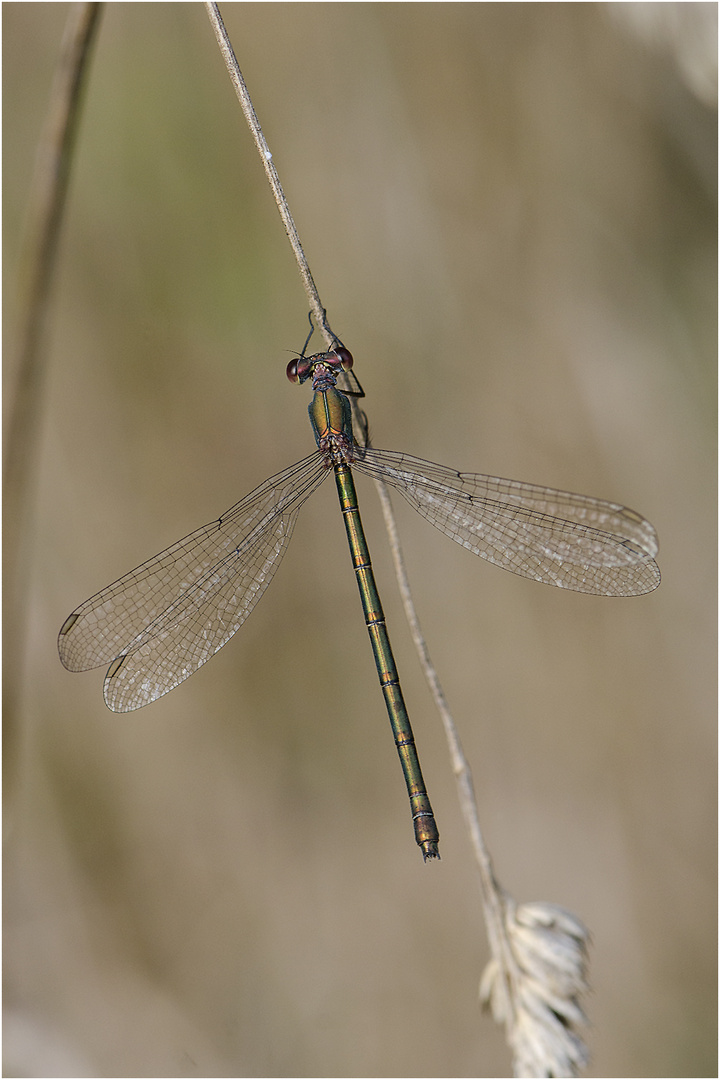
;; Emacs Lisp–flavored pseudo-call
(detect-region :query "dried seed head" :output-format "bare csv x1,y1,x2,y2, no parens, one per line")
480,898,591,1078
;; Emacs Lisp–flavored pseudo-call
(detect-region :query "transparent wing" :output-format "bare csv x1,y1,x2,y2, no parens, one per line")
58,452,329,711
354,448,660,596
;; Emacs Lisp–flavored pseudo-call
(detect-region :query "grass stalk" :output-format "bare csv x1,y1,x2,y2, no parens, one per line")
204,5,591,1074
4,1,102,802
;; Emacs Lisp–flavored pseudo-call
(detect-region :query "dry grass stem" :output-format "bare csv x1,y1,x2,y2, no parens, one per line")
205,5,593,1075
376,481,591,1077
4,1,102,785
204,2,335,351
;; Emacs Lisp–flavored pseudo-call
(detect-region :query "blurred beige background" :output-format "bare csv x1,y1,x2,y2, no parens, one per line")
3,4,716,1077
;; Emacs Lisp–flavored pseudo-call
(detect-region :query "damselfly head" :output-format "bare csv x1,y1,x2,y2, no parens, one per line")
286,347,354,385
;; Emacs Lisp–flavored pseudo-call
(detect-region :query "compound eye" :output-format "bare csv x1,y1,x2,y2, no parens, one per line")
333,345,354,371
286,359,299,383
287,357,310,383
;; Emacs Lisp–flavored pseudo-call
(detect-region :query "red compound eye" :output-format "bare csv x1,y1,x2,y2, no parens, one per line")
287,357,311,383
333,345,353,371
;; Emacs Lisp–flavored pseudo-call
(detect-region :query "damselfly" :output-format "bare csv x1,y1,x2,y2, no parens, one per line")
59,346,660,859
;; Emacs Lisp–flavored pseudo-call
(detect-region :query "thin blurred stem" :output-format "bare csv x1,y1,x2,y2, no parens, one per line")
374,480,519,1020
4,3,102,784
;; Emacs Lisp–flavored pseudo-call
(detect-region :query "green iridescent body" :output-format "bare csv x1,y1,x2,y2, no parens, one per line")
306,359,440,860
57,344,659,860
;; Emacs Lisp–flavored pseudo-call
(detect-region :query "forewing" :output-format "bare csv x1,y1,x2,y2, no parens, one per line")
58,452,328,710
355,448,660,596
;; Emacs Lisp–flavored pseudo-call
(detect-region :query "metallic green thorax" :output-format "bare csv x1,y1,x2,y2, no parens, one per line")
309,369,440,859
308,383,353,454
